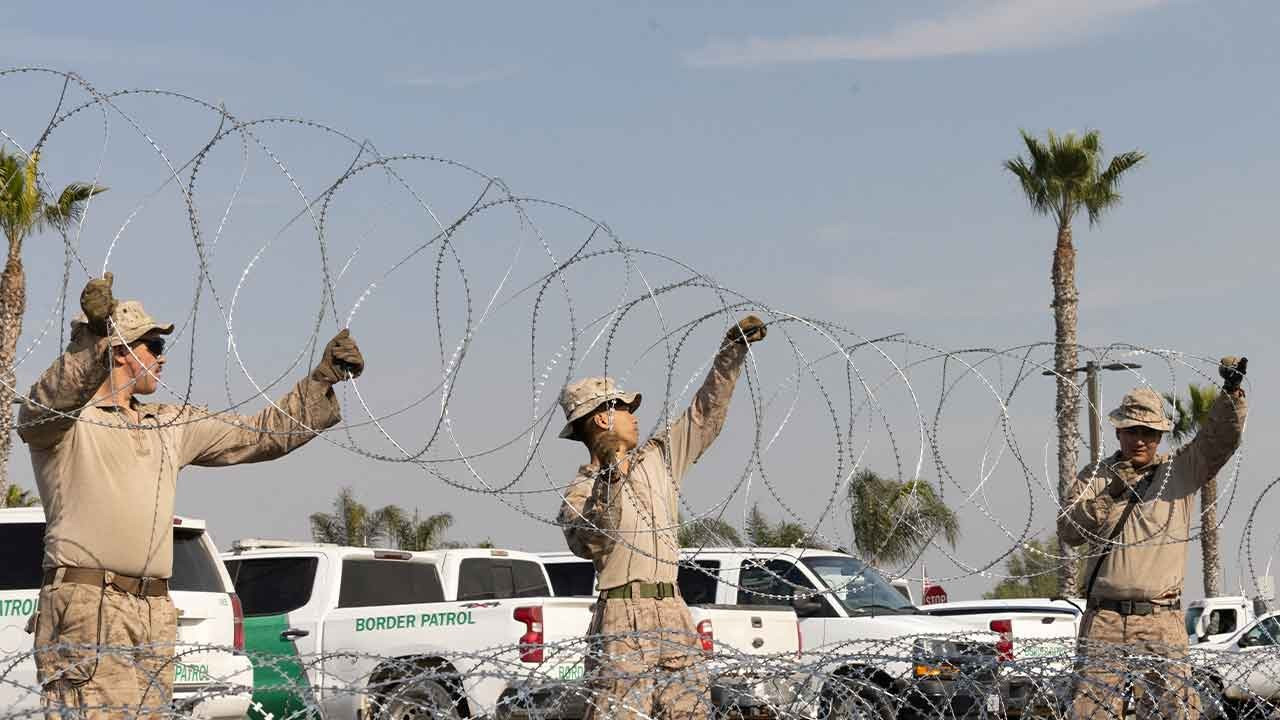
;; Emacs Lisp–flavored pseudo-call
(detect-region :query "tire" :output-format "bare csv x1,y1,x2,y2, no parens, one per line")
375,679,464,720
822,679,895,720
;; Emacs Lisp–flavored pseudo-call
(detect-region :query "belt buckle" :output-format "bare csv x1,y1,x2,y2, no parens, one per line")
1118,600,1133,615
138,577,152,596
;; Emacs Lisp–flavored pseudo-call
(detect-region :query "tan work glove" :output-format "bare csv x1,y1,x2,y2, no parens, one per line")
80,272,116,337
725,314,767,346
311,329,365,384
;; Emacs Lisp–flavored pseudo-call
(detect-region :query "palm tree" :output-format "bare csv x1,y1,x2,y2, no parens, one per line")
1005,130,1145,594
848,469,959,566
4,483,41,508
677,511,743,547
309,487,403,547
745,503,829,549
0,148,106,506
392,509,455,551
1165,383,1222,597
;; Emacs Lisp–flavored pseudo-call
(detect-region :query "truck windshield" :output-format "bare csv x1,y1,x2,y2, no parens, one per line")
801,556,915,614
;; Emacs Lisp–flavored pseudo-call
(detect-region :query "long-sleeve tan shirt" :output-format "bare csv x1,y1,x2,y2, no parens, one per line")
1059,389,1247,601
560,341,748,590
18,334,341,579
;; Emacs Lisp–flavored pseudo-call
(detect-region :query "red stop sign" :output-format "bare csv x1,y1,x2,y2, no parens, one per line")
923,584,948,605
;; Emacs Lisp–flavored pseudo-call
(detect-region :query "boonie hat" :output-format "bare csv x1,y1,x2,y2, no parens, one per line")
558,377,641,440
72,299,174,347
1108,387,1173,432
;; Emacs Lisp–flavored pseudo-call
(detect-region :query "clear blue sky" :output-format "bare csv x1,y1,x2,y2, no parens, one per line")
3,1,1278,601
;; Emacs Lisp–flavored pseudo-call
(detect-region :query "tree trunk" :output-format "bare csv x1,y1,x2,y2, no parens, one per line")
1051,224,1081,596
0,243,27,508
1201,475,1221,597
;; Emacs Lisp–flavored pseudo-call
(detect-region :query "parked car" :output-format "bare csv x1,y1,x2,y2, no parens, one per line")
670,547,1003,719
223,541,595,719
0,507,253,718
1191,610,1280,719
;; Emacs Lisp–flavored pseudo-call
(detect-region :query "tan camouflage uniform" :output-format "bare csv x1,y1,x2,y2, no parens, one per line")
560,338,750,720
19,303,342,719
1060,387,1247,720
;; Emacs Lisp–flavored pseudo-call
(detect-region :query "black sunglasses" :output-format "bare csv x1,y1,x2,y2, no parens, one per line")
137,337,166,357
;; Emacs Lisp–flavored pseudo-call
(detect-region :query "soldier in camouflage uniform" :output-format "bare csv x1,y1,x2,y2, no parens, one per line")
559,315,766,720
1060,358,1248,720
20,274,364,719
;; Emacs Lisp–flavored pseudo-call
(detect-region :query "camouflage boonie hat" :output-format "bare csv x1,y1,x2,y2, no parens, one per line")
71,300,174,347
558,377,641,441
1108,387,1173,432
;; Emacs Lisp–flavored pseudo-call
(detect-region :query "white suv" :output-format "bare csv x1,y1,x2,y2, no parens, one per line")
0,507,253,718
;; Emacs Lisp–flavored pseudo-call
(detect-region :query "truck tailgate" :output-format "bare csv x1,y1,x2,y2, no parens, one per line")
690,604,799,657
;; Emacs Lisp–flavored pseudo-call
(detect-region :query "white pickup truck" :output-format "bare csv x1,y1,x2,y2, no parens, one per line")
1187,596,1267,646
1190,609,1280,719
0,507,253,718
918,598,1082,717
670,547,1004,719
539,551,806,717
222,542,595,720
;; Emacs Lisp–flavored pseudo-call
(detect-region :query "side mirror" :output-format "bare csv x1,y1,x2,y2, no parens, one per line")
1195,613,1211,642
1195,614,1209,638
792,596,825,618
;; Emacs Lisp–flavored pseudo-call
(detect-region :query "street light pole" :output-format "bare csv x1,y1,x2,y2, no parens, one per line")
1043,361,1143,464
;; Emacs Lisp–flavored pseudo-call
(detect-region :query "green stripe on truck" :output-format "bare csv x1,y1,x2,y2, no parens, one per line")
243,614,313,720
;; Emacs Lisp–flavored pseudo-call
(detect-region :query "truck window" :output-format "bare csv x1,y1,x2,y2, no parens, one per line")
677,560,721,604
738,558,836,616
1207,609,1238,636
339,559,445,608
0,522,44,590
226,557,320,616
458,558,550,600
170,529,224,592
546,560,595,597
1241,617,1280,647
1,522,223,593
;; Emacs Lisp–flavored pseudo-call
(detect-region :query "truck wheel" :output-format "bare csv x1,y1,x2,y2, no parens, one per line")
376,679,463,720
822,681,894,720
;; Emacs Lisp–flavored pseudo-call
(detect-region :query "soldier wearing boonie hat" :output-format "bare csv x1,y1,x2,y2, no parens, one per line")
1061,358,1249,720
558,315,766,720
18,273,367,718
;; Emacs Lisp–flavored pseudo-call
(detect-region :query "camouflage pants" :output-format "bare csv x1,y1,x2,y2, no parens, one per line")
34,579,177,720
1070,606,1199,720
583,595,711,720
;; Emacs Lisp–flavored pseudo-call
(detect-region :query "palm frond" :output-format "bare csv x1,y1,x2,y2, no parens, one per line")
41,183,107,232
849,470,959,565
1009,129,1144,231
309,512,344,544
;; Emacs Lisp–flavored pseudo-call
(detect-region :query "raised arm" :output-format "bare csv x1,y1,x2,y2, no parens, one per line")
1171,360,1248,493
662,315,766,477
178,330,361,466
17,275,116,450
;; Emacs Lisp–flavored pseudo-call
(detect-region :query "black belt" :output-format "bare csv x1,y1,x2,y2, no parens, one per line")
602,582,678,600
1090,597,1180,616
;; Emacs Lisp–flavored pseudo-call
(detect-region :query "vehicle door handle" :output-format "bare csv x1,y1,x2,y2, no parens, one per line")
752,637,764,649
281,628,310,640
